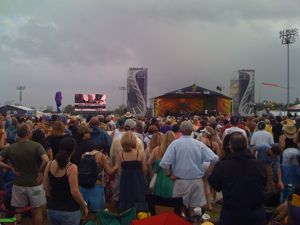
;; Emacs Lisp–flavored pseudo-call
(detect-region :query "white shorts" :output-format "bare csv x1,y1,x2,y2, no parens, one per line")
11,184,46,208
172,179,206,208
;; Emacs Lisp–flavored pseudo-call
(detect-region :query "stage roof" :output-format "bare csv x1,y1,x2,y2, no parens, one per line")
153,84,231,99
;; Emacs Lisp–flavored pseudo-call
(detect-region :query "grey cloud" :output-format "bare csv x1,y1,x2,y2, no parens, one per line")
0,0,299,109
0,17,132,66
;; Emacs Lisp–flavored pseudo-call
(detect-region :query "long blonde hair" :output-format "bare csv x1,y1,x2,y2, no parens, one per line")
149,132,162,153
121,131,137,152
159,131,175,158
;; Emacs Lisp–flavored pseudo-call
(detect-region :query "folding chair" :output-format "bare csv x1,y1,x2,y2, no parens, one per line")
146,194,187,217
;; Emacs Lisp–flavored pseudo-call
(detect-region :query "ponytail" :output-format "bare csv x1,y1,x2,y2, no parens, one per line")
56,137,76,169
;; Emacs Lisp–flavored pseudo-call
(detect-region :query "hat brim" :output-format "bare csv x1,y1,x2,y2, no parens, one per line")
200,128,212,136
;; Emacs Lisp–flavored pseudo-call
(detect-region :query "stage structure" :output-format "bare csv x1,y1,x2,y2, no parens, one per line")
127,67,148,116
230,69,255,117
152,84,231,117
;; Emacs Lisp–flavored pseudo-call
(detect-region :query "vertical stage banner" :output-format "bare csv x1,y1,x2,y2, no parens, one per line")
238,69,255,117
217,97,232,116
230,79,239,114
127,67,148,116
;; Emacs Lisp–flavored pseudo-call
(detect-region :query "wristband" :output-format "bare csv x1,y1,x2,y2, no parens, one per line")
82,201,88,208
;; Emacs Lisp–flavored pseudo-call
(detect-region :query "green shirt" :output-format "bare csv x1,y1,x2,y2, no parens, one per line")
0,140,46,187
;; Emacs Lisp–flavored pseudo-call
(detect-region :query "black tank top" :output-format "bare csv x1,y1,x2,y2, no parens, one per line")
284,137,298,149
47,162,80,211
205,141,216,153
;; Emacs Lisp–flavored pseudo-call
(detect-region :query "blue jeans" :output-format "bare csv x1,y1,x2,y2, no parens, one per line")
47,209,81,225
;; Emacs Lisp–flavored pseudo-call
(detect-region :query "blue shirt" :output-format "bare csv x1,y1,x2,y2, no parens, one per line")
159,135,219,179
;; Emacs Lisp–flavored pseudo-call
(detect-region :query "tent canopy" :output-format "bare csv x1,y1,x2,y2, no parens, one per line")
289,104,300,111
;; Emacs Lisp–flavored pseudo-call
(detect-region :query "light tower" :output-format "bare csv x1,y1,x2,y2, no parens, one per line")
16,85,26,105
279,28,298,110
119,86,126,107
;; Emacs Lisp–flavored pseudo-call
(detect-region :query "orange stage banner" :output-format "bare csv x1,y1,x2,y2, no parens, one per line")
217,97,231,115
154,97,204,117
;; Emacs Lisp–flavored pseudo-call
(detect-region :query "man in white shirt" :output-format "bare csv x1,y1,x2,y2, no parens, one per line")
223,116,247,138
251,121,274,151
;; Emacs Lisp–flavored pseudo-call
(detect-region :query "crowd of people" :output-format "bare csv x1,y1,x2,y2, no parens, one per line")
0,112,299,225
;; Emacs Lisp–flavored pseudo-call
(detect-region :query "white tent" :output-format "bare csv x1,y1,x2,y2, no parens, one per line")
289,104,300,111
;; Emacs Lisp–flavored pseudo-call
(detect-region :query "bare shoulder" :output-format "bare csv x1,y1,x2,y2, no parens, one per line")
67,163,78,174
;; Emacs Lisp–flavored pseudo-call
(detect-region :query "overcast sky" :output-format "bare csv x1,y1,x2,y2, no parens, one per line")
0,0,299,110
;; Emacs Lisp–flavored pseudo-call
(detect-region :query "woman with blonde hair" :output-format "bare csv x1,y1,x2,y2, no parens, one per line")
199,126,221,210
116,131,147,212
147,131,176,198
145,132,162,160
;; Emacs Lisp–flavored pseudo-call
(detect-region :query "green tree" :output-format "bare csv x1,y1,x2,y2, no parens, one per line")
43,106,54,113
114,105,126,116
64,104,75,114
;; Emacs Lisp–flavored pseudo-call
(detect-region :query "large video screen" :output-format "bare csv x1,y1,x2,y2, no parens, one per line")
74,93,106,112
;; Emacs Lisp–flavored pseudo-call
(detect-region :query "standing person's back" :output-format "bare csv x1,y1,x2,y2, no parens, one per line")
0,124,49,225
71,125,96,166
47,121,69,158
147,131,176,198
272,116,283,143
44,137,88,225
250,121,274,150
89,117,112,155
208,132,267,225
160,121,219,216
116,131,148,212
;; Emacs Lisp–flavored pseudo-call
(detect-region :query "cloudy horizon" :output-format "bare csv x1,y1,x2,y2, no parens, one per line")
1,0,299,110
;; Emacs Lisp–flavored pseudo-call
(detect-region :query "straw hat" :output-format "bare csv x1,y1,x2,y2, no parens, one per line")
124,112,133,118
284,123,297,136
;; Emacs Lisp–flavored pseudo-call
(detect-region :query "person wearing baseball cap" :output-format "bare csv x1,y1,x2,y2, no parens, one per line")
159,121,219,216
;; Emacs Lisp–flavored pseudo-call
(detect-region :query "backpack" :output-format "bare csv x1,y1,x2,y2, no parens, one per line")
78,153,99,188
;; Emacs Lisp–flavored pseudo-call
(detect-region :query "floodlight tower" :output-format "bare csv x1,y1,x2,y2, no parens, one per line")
16,85,26,105
279,28,298,111
119,86,126,107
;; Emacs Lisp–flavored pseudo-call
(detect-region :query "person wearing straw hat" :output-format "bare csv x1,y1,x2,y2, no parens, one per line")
280,123,300,202
279,123,298,152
